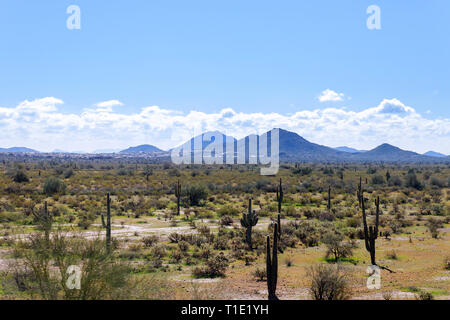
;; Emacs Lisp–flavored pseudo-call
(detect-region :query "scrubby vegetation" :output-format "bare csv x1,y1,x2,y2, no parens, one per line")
0,157,448,300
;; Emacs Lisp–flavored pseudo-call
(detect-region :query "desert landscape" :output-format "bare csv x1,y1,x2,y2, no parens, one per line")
0,149,448,300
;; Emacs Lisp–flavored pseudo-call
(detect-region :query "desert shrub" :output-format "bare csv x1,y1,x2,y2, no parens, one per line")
416,290,434,300
142,235,159,247
77,214,93,230
405,173,423,190
11,232,134,300
322,232,353,262
0,211,24,223
367,167,377,174
293,167,313,176
12,170,29,183
280,234,297,248
426,218,443,239
63,168,74,178
168,232,183,243
192,253,228,278
308,264,351,300
388,176,402,187
346,217,360,228
430,176,445,188
197,224,211,235
43,177,66,195
284,255,294,267
444,256,450,270
295,222,320,247
217,206,239,217
252,267,266,281
116,168,133,176
168,168,181,177
150,245,167,259
183,185,208,206
219,215,234,226
386,250,398,260
213,236,229,250
371,174,385,185
170,248,184,263
178,241,189,252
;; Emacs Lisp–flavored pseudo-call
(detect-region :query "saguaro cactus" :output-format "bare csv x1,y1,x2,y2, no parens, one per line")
175,180,181,215
240,198,258,249
327,185,332,211
361,193,379,265
266,223,279,300
101,193,112,252
32,201,52,242
276,178,283,214
275,178,283,238
361,194,393,272
357,177,363,208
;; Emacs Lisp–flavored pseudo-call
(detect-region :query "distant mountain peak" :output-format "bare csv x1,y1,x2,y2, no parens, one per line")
334,146,367,153
0,147,39,153
424,151,447,158
120,144,164,154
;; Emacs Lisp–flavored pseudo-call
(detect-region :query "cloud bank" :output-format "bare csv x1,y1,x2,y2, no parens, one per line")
0,97,448,154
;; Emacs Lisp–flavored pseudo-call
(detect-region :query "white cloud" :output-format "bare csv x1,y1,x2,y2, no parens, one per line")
318,89,345,102
94,100,124,108
0,97,449,154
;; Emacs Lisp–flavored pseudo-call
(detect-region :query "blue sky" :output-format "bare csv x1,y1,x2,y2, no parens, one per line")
0,1,449,153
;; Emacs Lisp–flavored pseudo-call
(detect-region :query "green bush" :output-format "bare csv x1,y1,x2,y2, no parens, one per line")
183,184,208,206
192,252,229,278
371,174,385,185
12,170,29,183
405,173,423,190
43,177,66,195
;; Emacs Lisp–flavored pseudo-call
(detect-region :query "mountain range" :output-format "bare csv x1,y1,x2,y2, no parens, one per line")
1,129,449,163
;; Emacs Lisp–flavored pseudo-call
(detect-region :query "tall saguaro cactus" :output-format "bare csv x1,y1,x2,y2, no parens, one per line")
101,193,112,253
175,180,181,215
361,193,379,265
240,198,258,249
361,194,393,273
266,223,279,300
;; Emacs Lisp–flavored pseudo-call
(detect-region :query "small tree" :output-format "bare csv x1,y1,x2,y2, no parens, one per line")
322,232,353,262
143,165,153,182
